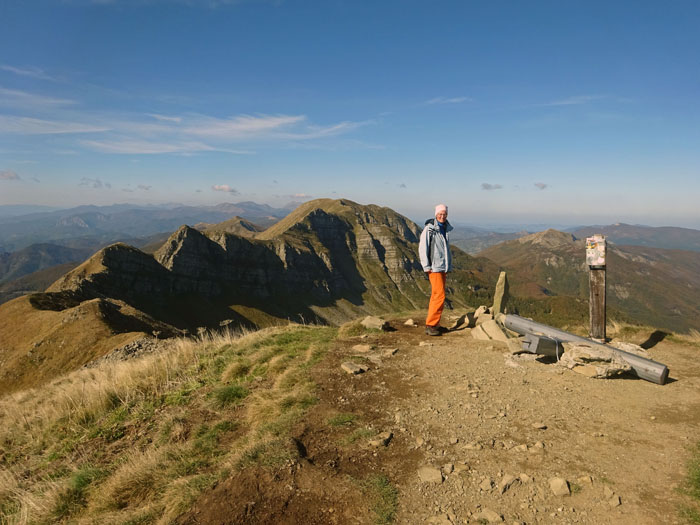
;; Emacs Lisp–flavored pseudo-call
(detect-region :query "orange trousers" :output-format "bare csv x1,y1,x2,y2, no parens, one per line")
426,271,446,327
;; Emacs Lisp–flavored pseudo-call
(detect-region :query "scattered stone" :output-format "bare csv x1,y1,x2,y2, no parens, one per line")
454,463,470,473
341,362,368,375
549,478,570,496
532,422,547,430
610,341,646,355
426,515,452,525
471,324,491,341
382,347,398,357
510,444,528,452
519,473,533,483
464,441,483,450
416,437,425,447
603,486,614,498
498,474,519,494
418,466,444,483
559,343,632,378
504,355,522,368
480,319,510,342
492,271,510,314
578,475,593,484
352,344,373,353
419,341,434,347
367,355,382,366
361,316,389,331
369,431,393,447
442,463,454,475
532,441,545,449
449,437,459,445
475,508,503,523
609,495,621,507
450,311,476,330
480,477,494,491
404,318,417,326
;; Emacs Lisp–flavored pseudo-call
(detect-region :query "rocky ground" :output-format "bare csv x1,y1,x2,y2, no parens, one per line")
183,315,700,524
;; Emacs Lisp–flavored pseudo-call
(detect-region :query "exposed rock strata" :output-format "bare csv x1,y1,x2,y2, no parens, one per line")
40,199,494,330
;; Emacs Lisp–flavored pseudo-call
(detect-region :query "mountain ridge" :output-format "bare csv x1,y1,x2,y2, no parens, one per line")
0,198,498,394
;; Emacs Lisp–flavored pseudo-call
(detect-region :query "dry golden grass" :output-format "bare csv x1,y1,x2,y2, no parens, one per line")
0,323,337,524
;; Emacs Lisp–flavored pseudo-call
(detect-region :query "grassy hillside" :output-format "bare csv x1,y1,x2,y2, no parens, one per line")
0,324,340,524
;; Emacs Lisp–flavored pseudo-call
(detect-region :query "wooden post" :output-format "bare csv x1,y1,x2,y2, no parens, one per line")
586,235,607,341
589,267,606,340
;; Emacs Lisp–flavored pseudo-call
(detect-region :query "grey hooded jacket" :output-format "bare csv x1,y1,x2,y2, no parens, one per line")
419,219,453,273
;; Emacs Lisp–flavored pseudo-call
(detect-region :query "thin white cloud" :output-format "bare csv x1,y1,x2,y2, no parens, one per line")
534,182,548,190
0,115,109,135
137,184,152,190
2,104,365,155
81,139,216,154
0,87,76,108
0,170,21,180
481,183,503,191
273,120,369,140
426,96,471,105
79,177,111,189
543,95,605,106
0,65,55,81
187,114,306,138
212,184,238,194
147,113,182,123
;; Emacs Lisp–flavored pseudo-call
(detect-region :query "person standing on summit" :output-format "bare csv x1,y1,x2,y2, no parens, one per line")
419,204,453,336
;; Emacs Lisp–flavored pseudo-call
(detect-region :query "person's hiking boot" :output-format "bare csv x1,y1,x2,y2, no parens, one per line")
425,325,441,336
437,326,450,333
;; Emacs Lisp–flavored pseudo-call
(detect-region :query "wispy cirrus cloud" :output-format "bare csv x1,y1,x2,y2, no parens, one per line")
137,184,151,190
147,113,182,123
212,184,238,194
534,182,548,190
2,99,367,155
80,138,216,154
542,95,605,106
0,170,21,180
187,114,305,138
0,115,109,134
481,183,503,190
0,65,56,81
0,87,76,108
426,96,471,105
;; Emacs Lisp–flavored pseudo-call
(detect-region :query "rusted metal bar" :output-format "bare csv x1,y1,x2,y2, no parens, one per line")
503,314,669,385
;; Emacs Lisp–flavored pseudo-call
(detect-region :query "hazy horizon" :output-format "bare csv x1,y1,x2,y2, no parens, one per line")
1,199,698,232
2,1,699,229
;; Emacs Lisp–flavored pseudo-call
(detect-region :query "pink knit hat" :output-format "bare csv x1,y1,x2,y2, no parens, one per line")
435,204,448,216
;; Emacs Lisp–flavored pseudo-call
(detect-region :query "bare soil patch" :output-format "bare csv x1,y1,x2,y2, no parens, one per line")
182,318,700,524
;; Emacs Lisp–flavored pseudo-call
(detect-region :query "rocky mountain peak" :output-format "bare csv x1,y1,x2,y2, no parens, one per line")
517,229,578,248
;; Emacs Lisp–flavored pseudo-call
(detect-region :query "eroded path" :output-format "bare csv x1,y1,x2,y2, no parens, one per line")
311,318,700,524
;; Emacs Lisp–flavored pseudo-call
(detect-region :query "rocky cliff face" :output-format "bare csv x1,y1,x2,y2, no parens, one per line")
38,198,495,330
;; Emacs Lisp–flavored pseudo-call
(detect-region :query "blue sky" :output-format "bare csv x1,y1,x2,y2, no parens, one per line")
1,0,699,227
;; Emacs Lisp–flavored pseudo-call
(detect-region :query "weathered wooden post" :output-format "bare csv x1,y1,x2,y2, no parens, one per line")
586,235,606,341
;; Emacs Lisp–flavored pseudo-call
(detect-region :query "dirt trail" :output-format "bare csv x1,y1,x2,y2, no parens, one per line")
184,318,700,524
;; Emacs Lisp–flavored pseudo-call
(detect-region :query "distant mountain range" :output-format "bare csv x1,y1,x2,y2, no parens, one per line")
568,223,700,252
0,199,500,393
0,201,293,252
478,229,700,333
1,201,699,393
